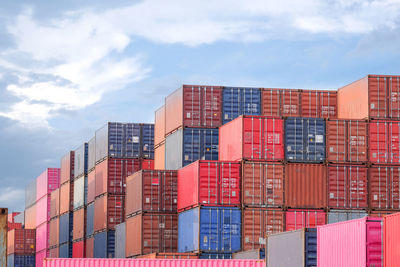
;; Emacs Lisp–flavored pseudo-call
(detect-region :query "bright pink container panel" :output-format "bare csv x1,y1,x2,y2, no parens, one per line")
285,209,326,231
36,168,60,200
36,222,49,252
36,195,51,226
318,217,383,267
43,259,265,267
36,249,49,267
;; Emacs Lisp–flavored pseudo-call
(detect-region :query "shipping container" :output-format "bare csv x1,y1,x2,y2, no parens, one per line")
327,209,368,224
126,170,177,216
36,168,60,201
262,88,301,117
199,253,232,259
73,207,86,241
285,164,327,209
369,166,400,210
59,212,73,245
25,180,36,209
165,128,219,170
115,222,125,258
285,117,326,162
35,222,49,252
59,242,72,258
24,205,36,229
8,212,19,223
49,218,59,248
232,249,265,259
60,151,74,184
85,236,94,258
88,137,96,171
73,175,86,209
165,85,223,135
50,188,59,219
222,87,261,124
326,120,368,163
155,142,165,170
317,217,383,267
369,121,400,164
125,213,178,257
327,165,368,209
135,252,199,259
301,90,337,118
94,194,124,232
267,228,317,267
338,75,400,119
87,169,95,204
141,159,154,170
13,212,24,226
178,161,240,211
86,203,94,237
59,180,74,214
36,250,48,267
369,210,396,217
286,209,326,231
219,116,284,162
72,240,85,258
178,206,241,253
43,258,265,267
155,105,166,146
384,212,400,266
49,246,59,258
8,254,35,267
7,223,22,231
7,228,36,255
94,230,115,258
36,195,51,227
242,162,284,207
242,208,284,251
141,123,155,159
95,158,141,197
74,142,88,179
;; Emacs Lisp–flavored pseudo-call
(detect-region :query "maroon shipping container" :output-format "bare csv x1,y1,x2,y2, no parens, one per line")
242,208,284,251
219,116,284,161
262,88,301,117
73,207,86,241
60,151,75,184
242,161,284,207
155,105,166,146
285,209,326,231
125,213,178,257
369,166,400,210
49,246,59,258
73,240,85,258
7,229,36,255
369,121,400,164
327,165,368,209
95,158,142,197
48,218,59,248
126,170,177,217
59,180,74,215
165,85,223,135
87,170,95,204
94,194,124,232
300,90,337,118
50,188,60,219
326,120,368,163
178,161,240,211
285,164,327,209
86,237,94,258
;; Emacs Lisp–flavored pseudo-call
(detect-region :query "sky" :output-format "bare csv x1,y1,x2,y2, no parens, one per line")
0,0,400,211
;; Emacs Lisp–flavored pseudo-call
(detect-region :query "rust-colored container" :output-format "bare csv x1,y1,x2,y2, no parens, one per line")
95,158,142,197
338,75,400,119
73,207,86,241
301,90,337,118
125,213,178,257
136,252,199,259
285,209,326,231
262,88,301,117
327,165,368,209
141,159,154,170
60,151,75,184
165,85,223,135
25,205,36,229
285,164,327,209
59,180,74,215
87,169,95,204
326,120,368,163
242,208,284,251
7,228,36,255
86,236,94,258
155,105,166,146
49,246,59,258
49,217,59,248
50,188,60,219
242,162,284,207
94,194,124,232
369,166,400,210
155,143,165,170
125,170,177,217
369,121,400,164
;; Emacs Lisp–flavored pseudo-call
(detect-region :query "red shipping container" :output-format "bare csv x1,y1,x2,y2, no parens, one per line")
384,212,400,266
155,143,165,170
326,120,368,163
300,90,337,118
95,158,141,197
87,170,95,204
73,240,85,258
327,165,368,209
49,217,59,248
36,222,49,252
242,208,284,251
36,195,51,227
285,164,327,209
59,180,74,214
369,166,400,210
285,209,326,231
25,205,36,229
369,121,400,164
60,151,75,184
8,212,20,223
242,162,284,207
262,88,301,117
219,116,284,161
49,247,59,258
126,170,177,217
178,161,240,211
8,222,22,231
7,229,35,255
86,237,94,258
36,168,60,201
155,105,166,146
141,159,154,170
165,85,223,135
369,210,396,218
73,207,86,241
94,194,124,232
50,188,60,219
125,213,178,257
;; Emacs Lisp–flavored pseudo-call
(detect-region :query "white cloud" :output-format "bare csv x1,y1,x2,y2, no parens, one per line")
0,187,24,208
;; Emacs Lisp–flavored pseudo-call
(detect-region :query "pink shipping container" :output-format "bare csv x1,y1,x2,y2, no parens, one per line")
36,195,51,227
384,212,400,266
219,116,284,161
36,249,48,267
36,222,49,252
36,168,60,201
286,209,326,231
317,217,383,267
43,258,265,267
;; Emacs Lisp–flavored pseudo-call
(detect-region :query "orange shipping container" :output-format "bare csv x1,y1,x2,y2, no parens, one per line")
155,105,166,146
135,253,198,259
285,164,327,209
262,88,301,117
60,180,74,214
25,205,36,229
48,218,59,248
50,188,60,219
73,207,86,241
60,151,75,184
49,247,59,258
87,170,95,204
94,194,124,232
155,143,165,170
369,166,400,210
301,90,337,118
86,236,94,258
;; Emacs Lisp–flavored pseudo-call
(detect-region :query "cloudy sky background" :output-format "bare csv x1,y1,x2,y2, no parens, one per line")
1,0,400,211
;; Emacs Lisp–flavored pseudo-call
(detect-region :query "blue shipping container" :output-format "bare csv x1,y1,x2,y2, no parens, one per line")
222,87,261,124
59,242,72,258
94,230,115,258
165,128,218,170
59,212,73,244
141,124,154,159
285,118,325,162
199,253,232,259
86,203,94,237
74,142,88,179
305,228,317,267
178,206,241,253
7,254,35,267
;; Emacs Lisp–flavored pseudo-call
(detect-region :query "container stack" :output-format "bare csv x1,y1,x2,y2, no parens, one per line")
7,229,36,267
24,179,37,230
7,212,22,231
48,188,60,257
86,137,96,258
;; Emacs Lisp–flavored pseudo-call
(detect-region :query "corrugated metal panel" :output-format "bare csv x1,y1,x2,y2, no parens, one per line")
36,249,48,267
72,207,85,241
232,249,264,259
262,88,302,117
7,229,34,255
74,143,88,179
369,166,400,210
94,230,115,258
13,212,24,225
135,252,199,259
36,195,50,227
198,253,232,259
35,222,48,252
36,168,61,201
286,209,326,231
49,218,59,248
301,90,337,118
88,137,96,171
60,152,74,185
155,142,165,170
85,236,94,258
50,188,60,219
94,194,124,232
115,222,126,258
87,169,95,204
141,124,154,159
384,212,400,266
8,254,35,267
222,87,261,124
369,121,400,164
59,212,73,244
24,205,36,230
72,240,85,258
285,118,325,162
86,202,94,237
60,180,74,215
25,179,36,209
155,105,166,146
59,242,72,258
327,210,368,224
73,175,85,209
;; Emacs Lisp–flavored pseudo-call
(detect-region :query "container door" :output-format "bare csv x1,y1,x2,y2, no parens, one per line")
348,120,368,162
219,162,240,205
241,88,261,116
263,118,284,160
243,117,262,159
202,86,222,127
305,118,325,162
265,164,284,207
183,129,201,167
366,220,383,266
285,118,304,161
320,91,337,118
369,76,388,119
199,162,218,205
369,121,389,163
183,86,201,127
125,123,141,158
199,208,219,252
370,167,390,210
201,129,219,161
242,162,263,206
262,89,281,117
282,89,301,117
219,208,241,252
305,229,317,267
108,122,124,158
178,208,199,253
140,124,155,159
301,90,319,117
242,209,263,251
348,166,368,209
222,88,241,124
388,122,400,164
389,77,400,119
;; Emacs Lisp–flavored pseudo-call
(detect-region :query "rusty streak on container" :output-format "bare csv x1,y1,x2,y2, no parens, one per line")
155,142,165,170
135,252,199,259
60,180,74,214
155,105,166,146
87,169,96,204
285,164,327,209
60,151,75,184
50,188,60,219
49,217,59,248
73,207,86,241
94,194,124,232
369,166,400,210
125,213,178,257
